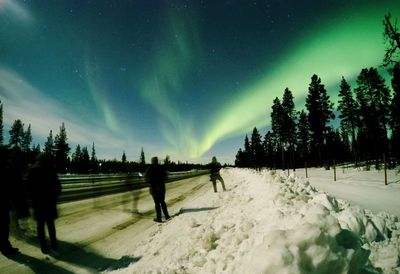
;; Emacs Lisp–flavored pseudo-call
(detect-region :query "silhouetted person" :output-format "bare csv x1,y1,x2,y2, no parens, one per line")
27,154,61,254
0,147,19,256
209,156,226,192
145,157,170,222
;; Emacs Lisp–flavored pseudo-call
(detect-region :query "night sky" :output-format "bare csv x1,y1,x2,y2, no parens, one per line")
0,0,399,164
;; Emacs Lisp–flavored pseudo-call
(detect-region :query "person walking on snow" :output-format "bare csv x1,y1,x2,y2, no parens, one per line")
145,157,170,223
27,154,61,254
208,156,226,192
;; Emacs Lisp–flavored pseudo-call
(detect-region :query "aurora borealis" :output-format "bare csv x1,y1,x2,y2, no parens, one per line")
0,0,399,163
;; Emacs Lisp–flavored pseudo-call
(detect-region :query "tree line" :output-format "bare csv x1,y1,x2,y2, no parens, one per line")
235,13,400,170
0,103,205,174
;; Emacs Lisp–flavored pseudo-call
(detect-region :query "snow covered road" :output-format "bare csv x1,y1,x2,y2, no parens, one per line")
0,175,211,273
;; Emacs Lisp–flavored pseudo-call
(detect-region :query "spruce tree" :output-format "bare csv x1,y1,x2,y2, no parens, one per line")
337,77,359,166
139,147,146,171
250,127,264,169
390,63,400,162
271,97,285,169
355,68,391,164
282,88,296,170
297,110,310,165
22,124,32,152
122,151,127,163
243,135,251,167
263,131,275,168
9,119,24,149
54,122,70,173
72,144,82,173
305,74,335,167
44,130,55,162
91,142,97,172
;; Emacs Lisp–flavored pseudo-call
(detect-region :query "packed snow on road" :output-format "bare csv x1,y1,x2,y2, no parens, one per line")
103,168,400,274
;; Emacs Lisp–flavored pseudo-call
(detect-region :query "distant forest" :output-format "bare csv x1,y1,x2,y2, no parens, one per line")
0,108,204,174
235,13,400,170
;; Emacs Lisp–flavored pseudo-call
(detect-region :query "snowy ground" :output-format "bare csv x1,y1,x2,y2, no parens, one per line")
1,168,399,273
105,168,400,274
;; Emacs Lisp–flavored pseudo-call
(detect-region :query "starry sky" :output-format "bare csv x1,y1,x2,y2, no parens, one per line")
0,0,399,164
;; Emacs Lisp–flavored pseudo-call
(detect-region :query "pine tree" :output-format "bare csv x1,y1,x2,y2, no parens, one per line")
81,146,90,173
390,63,400,162
337,77,359,166
243,134,251,167
271,97,285,169
250,127,264,169
43,130,55,162
54,122,70,173
282,88,297,170
72,144,82,173
305,74,335,167
122,151,127,163
355,68,391,164
139,147,146,171
90,142,97,173
0,101,3,146
263,131,275,168
9,119,24,149
22,124,32,152
297,110,310,165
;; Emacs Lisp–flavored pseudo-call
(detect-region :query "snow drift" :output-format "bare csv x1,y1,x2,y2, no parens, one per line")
105,168,400,274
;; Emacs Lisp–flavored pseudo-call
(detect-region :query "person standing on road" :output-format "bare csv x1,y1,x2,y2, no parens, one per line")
145,157,170,223
0,147,19,256
208,156,226,192
27,154,61,254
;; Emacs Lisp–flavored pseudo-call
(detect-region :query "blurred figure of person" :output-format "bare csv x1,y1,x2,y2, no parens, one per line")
27,154,61,254
145,157,170,223
0,147,19,256
209,156,226,192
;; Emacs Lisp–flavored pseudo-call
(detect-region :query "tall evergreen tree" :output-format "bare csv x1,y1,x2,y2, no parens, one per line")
355,67,391,163
139,147,146,171
90,142,97,172
297,110,310,164
71,144,82,172
43,130,55,162
250,127,264,169
22,124,32,152
282,88,297,170
305,74,335,167
337,77,359,165
122,151,127,163
263,131,275,168
54,122,70,173
9,119,24,149
81,146,90,173
390,63,400,161
271,97,285,169
243,135,251,167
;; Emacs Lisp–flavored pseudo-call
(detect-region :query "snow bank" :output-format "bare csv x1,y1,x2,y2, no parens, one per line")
105,168,400,274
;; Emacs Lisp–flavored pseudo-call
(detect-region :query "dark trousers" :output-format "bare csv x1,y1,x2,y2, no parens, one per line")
0,207,11,250
151,191,169,220
37,218,57,252
211,173,226,192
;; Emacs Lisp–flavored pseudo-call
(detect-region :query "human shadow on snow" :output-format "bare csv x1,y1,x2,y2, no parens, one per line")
3,251,74,274
21,236,140,272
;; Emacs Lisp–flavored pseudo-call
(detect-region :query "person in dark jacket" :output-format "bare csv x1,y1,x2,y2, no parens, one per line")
209,156,226,192
27,154,61,254
0,147,19,256
145,157,170,223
